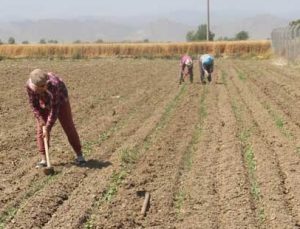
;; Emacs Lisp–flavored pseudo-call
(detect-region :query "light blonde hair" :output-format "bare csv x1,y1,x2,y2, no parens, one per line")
29,69,48,86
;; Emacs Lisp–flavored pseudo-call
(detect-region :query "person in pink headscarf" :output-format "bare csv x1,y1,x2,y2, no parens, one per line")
26,69,86,168
179,55,193,84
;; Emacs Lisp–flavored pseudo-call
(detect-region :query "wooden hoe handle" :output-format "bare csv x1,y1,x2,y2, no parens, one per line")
42,126,51,168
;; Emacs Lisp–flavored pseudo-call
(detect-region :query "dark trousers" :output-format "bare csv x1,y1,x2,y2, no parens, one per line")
36,100,82,156
200,67,212,83
200,63,213,83
179,66,193,84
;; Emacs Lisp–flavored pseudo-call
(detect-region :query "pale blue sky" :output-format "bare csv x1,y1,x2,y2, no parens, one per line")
0,0,299,20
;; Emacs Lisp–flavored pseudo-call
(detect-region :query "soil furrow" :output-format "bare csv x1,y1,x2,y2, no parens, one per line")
233,61,300,130
0,59,179,228
175,83,221,228
214,72,257,228
0,68,169,217
5,168,87,229
90,84,201,228
224,60,300,227
177,68,257,228
43,75,181,229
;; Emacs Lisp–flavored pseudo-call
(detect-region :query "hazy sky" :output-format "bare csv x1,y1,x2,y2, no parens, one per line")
1,0,299,20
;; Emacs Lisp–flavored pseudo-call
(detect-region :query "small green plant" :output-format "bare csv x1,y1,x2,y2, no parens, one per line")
245,146,256,172
221,70,228,85
143,138,151,151
275,117,284,129
102,171,127,202
174,191,186,213
231,100,243,124
250,180,261,201
0,207,17,228
119,148,139,167
296,147,300,155
238,71,247,81
82,141,95,156
234,67,247,81
258,208,266,223
84,218,94,229
262,102,292,138
157,84,186,130
99,132,110,142
239,129,251,144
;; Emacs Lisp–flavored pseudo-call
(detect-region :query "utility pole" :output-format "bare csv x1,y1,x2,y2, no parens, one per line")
207,0,210,41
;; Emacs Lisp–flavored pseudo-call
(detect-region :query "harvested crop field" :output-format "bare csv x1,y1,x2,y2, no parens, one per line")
0,58,300,228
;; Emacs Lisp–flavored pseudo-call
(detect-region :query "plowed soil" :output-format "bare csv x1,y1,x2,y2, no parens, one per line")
0,58,300,229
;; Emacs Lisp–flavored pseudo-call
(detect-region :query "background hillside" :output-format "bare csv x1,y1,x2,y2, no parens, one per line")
0,10,294,43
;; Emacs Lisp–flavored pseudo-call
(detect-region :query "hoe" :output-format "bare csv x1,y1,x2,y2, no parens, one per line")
43,126,55,175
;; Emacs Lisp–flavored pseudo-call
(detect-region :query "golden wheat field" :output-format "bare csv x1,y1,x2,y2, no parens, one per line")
0,40,271,59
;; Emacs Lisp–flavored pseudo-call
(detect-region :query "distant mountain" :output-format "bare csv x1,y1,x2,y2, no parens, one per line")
0,19,136,43
0,18,192,43
126,18,193,41
167,11,290,39
212,14,289,39
0,13,292,43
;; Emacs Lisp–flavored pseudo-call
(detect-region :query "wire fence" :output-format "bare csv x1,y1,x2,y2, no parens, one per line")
271,24,300,61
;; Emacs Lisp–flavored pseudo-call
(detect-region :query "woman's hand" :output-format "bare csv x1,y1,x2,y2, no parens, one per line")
39,118,46,127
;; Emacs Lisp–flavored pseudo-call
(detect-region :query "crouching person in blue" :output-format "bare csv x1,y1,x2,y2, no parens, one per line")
199,54,214,84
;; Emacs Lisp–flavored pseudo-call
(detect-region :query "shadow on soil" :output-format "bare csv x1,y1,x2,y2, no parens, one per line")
84,159,112,169
55,159,112,170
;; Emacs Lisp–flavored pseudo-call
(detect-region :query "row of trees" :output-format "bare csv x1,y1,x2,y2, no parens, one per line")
1,27,249,44
0,38,150,45
0,37,62,44
186,24,249,41
0,37,16,44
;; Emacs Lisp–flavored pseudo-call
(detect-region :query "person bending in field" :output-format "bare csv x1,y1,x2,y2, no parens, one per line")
199,54,214,84
179,55,193,84
26,69,86,168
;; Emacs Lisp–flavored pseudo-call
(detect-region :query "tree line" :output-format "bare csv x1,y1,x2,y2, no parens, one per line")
0,37,60,45
186,24,249,41
0,38,151,45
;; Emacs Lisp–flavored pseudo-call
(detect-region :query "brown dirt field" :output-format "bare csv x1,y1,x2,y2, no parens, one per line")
0,58,300,229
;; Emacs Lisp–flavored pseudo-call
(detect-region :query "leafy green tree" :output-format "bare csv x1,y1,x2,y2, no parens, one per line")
186,31,195,41
22,40,29,44
39,38,46,44
0,39,3,45
8,37,15,44
235,31,249,40
73,40,81,44
95,39,103,43
48,40,58,44
289,19,300,26
186,24,214,41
